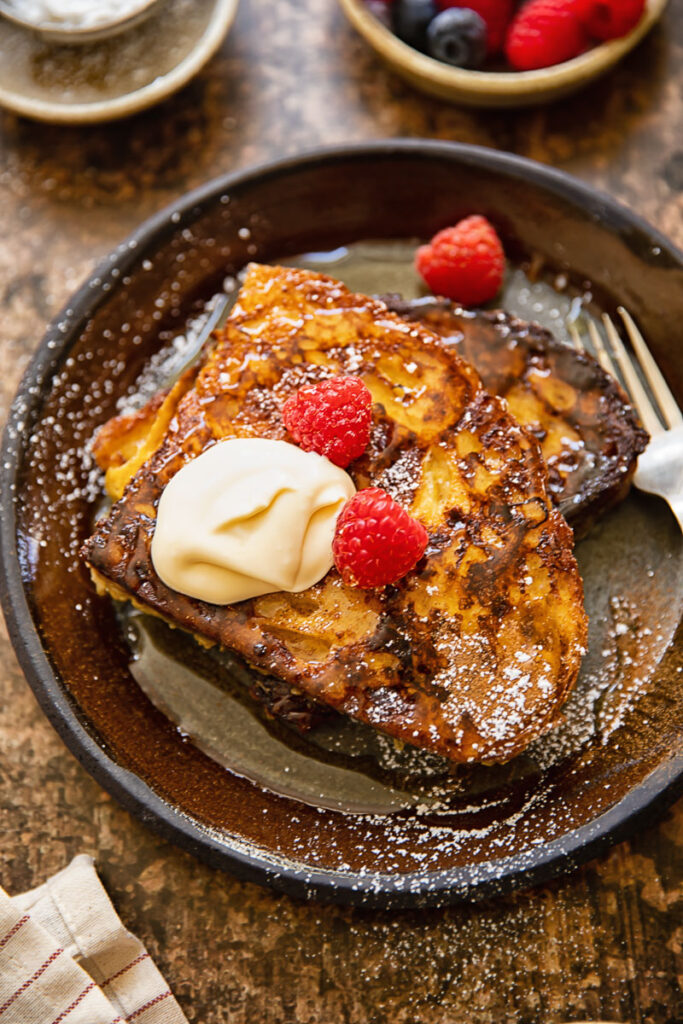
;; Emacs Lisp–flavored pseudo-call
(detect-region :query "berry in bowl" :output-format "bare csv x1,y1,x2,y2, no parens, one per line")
340,0,669,106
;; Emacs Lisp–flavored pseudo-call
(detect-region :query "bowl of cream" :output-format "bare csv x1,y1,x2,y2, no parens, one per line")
0,0,162,43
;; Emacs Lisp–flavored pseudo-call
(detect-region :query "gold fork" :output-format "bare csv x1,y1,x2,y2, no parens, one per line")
568,308,683,532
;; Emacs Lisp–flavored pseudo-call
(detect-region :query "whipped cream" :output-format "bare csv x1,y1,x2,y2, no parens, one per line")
151,438,356,605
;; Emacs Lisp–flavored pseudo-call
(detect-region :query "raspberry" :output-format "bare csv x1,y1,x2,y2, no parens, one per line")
435,0,514,54
415,215,505,306
505,0,588,71
282,375,372,468
332,488,429,589
575,0,645,40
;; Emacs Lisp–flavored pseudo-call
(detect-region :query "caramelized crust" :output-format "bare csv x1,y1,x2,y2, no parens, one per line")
385,296,649,538
82,264,587,764
92,366,198,502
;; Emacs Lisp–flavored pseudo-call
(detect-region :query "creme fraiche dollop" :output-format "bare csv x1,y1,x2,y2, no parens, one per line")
150,438,356,605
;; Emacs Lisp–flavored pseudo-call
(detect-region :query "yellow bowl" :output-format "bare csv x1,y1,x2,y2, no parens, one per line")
338,0,669,107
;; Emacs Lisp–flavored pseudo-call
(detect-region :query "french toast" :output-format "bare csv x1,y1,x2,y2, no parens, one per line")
82,264,587,765
385,296,649,537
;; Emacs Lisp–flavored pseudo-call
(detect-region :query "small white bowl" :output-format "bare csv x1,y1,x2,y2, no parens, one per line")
0,0,161,43
339,0,669,108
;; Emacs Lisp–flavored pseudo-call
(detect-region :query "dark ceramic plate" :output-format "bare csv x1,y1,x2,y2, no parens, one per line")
2,142,682,908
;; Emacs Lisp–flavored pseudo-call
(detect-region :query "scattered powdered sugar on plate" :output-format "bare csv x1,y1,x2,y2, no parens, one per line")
115,289,232,415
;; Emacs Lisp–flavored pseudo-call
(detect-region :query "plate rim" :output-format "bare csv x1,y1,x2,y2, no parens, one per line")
2,139,682,907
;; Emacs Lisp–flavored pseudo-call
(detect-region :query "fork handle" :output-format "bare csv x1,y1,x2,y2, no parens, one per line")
633,425,683,533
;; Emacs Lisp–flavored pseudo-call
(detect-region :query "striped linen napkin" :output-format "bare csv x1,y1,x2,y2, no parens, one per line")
0,855,187,1024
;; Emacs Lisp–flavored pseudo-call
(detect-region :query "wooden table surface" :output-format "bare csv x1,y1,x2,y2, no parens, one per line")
1,2,682,1022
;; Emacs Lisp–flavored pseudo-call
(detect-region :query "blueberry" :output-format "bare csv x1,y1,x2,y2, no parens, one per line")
426,8,488,68
392,0,438,53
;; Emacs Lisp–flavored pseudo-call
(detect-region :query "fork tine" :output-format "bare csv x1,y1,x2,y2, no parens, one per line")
567,322,583,351
601,314,663,436
618,307,683,430
587,319,615,375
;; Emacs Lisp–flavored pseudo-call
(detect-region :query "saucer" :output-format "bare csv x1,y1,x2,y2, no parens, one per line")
0,0,239,123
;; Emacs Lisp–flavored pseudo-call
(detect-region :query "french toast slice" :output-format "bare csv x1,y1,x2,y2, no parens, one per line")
82,264,587,764
385,297,649,538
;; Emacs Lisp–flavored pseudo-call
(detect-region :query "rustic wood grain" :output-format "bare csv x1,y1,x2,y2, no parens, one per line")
0,1,682,1021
